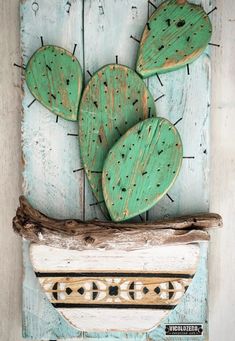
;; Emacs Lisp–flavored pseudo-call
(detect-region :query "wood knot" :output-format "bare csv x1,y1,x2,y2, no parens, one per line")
84,236,95,245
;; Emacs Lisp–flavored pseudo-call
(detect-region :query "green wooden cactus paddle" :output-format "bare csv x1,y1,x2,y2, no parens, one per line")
136,0,212,77
79,64,157,211
102,117,183,221
26,45,83,121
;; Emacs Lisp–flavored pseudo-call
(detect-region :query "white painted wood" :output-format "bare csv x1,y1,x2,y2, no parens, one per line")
59,308,168,332
31,243,199,332
83,0,148,78
147,0,211,219
30,243,200,272
83,0,150,220
21,0,84,220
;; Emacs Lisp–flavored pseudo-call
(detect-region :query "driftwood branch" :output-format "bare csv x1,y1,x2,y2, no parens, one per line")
12,196,222,251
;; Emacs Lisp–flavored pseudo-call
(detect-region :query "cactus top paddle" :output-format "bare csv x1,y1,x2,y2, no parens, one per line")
136,0,212,77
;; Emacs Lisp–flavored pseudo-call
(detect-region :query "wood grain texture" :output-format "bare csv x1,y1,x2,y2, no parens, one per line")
22,241,209,339
31,243,199,332
82,0,152,221
102,118,183,221
28,242,208,335
23,241,81,340
30,243,200,273
20,1,87,337
14,195,222,230
38,275,194,307
20,0,213,338
20,0,89,220
136,0,212,77
79,64,156,215
13,197,217,251
0,0,23,340
146,0,211,221
2,0,235,340
26,45,83,121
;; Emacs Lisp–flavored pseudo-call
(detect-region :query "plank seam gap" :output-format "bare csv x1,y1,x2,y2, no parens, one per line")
82,0,86,221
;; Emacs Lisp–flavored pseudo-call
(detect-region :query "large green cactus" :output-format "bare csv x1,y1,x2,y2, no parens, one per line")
79,64,157,211
136,0,212,77
26,45,83,121
102,117,183,221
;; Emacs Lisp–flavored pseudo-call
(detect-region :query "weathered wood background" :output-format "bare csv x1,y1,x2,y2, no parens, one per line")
0,0,234,340
21,0,211,222
21,0,211,338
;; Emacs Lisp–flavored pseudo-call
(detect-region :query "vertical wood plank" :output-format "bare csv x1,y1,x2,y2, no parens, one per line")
84,0,149,78
83,0,150,219
23,241,81,339
0,0,22,340
21,0,84,220
147,0,212,220
21,0,85,338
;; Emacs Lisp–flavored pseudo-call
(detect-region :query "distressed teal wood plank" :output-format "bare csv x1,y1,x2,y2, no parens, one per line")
21,0,87,338
147,0,211,220
79,64,156,215
83,0,151,220
102,118,183,221
148,53,211,219
23,241,81,340
21,0,84,220
148,243,209,341
136,0,212,77
26,46,83,121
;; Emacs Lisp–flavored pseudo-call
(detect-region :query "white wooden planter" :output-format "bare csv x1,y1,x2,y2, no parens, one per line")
31,243,199,332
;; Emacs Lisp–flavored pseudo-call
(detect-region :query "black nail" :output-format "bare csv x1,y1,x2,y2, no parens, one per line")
72,43,77,55
130,35,140,43
173,117,183,126
27,98,36,108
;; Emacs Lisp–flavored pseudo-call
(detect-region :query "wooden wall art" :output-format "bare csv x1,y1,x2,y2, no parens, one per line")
13,0,221,339
14,197,221,333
